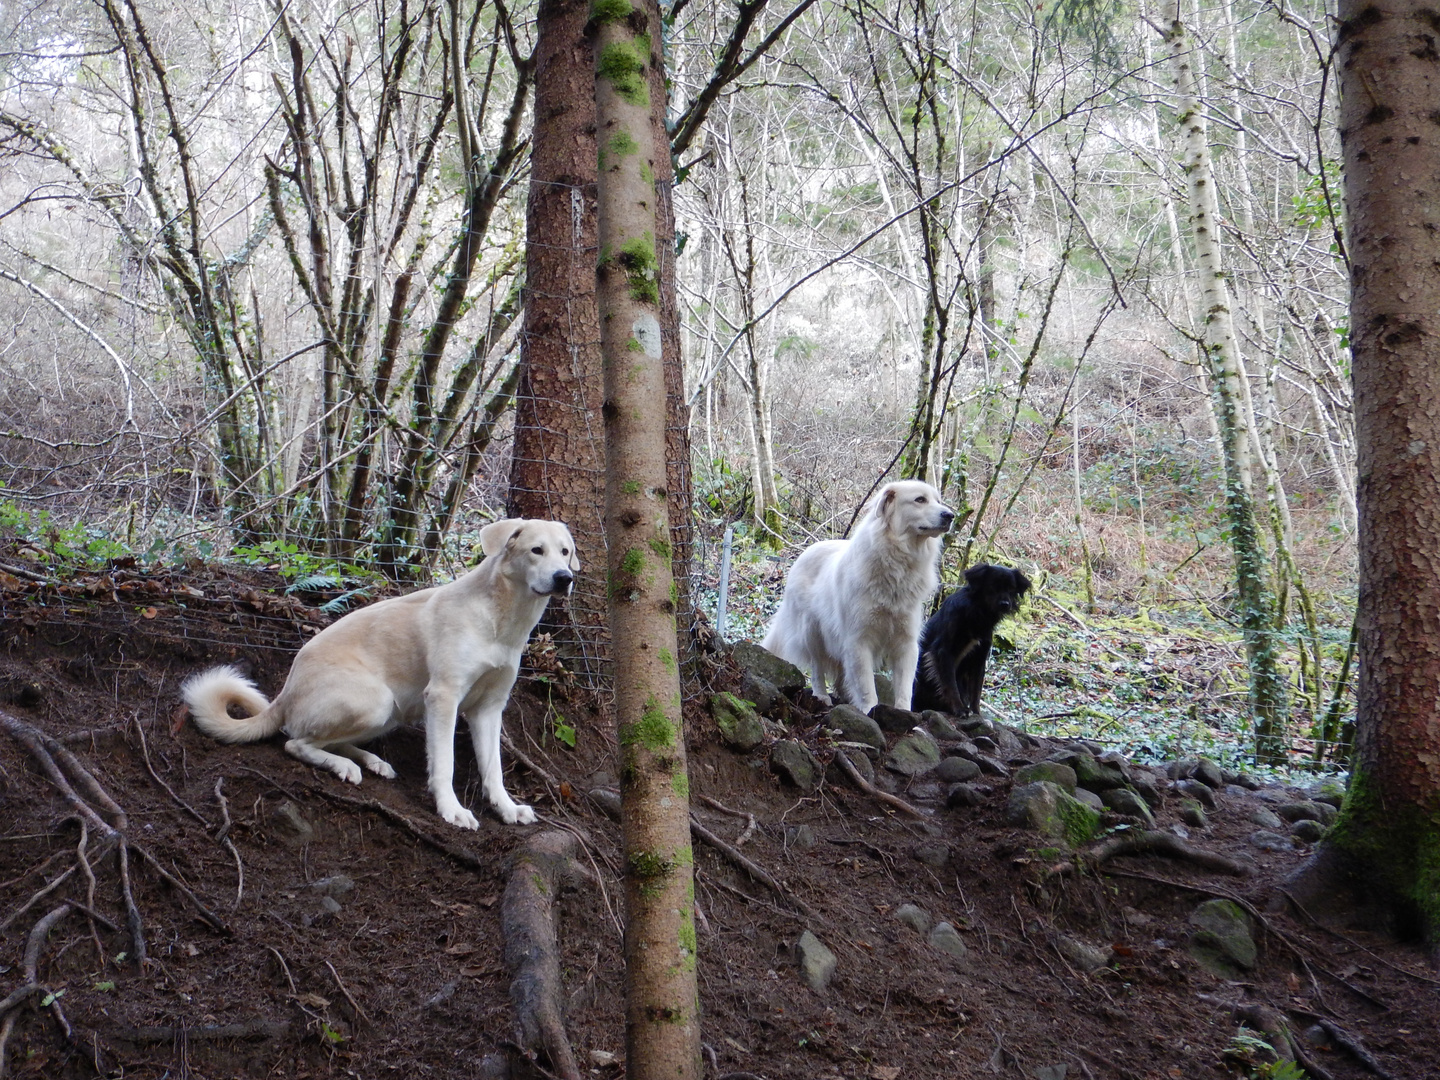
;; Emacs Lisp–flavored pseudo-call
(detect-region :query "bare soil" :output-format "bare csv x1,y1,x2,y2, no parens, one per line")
0,560,1435,1080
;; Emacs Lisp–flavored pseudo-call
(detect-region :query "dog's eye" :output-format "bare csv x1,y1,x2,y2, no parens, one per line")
561,548,570,556
531,546,544,555
915,496,927,503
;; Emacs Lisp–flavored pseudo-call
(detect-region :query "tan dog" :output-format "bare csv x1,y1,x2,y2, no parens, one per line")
183,519,578,828
763,480,953,713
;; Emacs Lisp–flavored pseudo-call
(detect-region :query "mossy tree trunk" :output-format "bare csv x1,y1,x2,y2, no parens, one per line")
1165,3,1289,763
1289,0,1440,943
591,0,702,1073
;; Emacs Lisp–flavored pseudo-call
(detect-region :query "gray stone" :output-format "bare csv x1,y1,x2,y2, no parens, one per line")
1072,787,1104,811
828,748,875,789
770,740,820,792
971,735,1000,754
972,752,1010,778
796,930,837,992
1187,899,1256,977
273,801,316,848
1005,782,1100,847
319,895,343,915
935,756,981,783
921,711,965,740
825,704,887,752
1312,801,1338,825
909,782,944,802
946,783,993,808
990,725,1025,754
1032,1067,1069,1080
1167,757,1199,780
1192,757,1225,789
1307,779,1347,807
589,788,622,821
1179,800,1208,829
1248,829,1294,852
885,729,942,777
1050,750,1126,792
927,921,968,960
1249,807,1284,830
739,670,782,714
1229,771,1262,790
1291,819,1326,844
1130,776,1164,807
1277,799,1337,826
874,672,895,707
1054,933,1110,973
1101,787,1155,826
1014,761,1078,793
895,903,932,934
871,703,919,733
959,715,995,736
712,692,765,752
912,842,951,867
731,641,807,691
309,874,355,897
1176,778,1217,809
785,824,817,850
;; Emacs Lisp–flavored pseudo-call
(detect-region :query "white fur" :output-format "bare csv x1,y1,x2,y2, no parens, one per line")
762,481,953,713
182,519,579,829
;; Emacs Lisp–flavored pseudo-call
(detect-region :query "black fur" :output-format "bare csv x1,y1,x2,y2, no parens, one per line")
911,563,1031,716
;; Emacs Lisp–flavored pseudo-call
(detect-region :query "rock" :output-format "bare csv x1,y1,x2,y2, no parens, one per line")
1050,749,1125,792
871,703,919,734
1307,778,1346,807
1101,787,1155,826
874,672,895,707
1098,750,1134,781
1054,933,1110,973
909,782,944,802
927,921,968,960
828,748,875,789
990,725,1025,754
309,874,355,897
770,740,820,792
785,824,817,850
1249,806,1283,829
1179,800,1208,829
971,735,1000,754
1167,757,1198,780
478,1052,510,1079
825,704,887,752
273,801,316,847
1033,1067,1069,1080
885,729,941,777
1014,761,1078,793
1312,801,1339,825
1229,771,1262,790
1005,782,1100,847
319,895,343,915
912,842,950,867
795,930,837,992
588,1050,618,1068
589,788,622,821
712,692,764,752
959,715,996,736
1192,757,1225,789
1277,800,1337,826
935,756,981,783
730,641,807,691
1248,829,1294,852
946,783,993,808
1176,778,1217,809
1072,787,1104,811
1291,819,1326,844
1130,776,1164,807
895,903,932,934
739,670,782,714
921,711,965,740
1188,899,1256,977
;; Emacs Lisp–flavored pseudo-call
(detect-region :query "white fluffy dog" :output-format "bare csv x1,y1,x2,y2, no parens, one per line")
182,519,578,829
762,480,954,713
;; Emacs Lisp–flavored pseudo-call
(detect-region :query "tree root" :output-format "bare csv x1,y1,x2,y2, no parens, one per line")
307,785,491,872
1050,829,1253,877
113,1019,292,1043
689,815,814,918
501,829,586,1080
831,749,928,820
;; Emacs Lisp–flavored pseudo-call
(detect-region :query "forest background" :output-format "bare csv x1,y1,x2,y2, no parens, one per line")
0,0,1354,775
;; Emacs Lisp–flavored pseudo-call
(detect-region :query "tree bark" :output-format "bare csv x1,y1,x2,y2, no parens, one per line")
1165,4,1289,762
1289,0,1440,942
592,0,702,1071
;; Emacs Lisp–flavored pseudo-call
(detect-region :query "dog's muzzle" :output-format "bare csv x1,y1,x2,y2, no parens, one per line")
551,569,574,595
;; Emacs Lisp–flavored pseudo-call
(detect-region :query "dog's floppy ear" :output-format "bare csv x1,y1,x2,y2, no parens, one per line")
874,484,897,524
1014,568,1033,595
963,563,987,586
479,517,526,557
560,526,580,572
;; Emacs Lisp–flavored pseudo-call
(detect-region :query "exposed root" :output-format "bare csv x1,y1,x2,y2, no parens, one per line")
831,749,928,820
1050,829,1253,877
690,815,814,918
308,785,490,872
130,843,230,933
697,794,757,846
113,1019,292,1042
214,777,244,908
501,829,587,1080
133,715,211,828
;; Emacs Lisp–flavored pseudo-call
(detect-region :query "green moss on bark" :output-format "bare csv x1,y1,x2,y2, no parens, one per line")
597,41,649,107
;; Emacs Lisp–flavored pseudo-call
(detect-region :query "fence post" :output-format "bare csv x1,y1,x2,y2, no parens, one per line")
716,525,734,642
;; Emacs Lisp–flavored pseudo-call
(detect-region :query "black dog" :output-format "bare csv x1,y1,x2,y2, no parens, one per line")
911,563,1031,716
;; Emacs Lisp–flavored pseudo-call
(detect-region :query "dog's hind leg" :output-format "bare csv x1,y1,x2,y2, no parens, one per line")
284,738,365,785
891,638,920,712
840,644,879,714
330,743,397,780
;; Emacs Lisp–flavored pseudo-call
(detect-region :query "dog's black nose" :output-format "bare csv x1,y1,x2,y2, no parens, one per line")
552,569,574,594
939,509,955,527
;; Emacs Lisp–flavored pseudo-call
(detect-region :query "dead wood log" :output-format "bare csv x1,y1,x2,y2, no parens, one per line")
502,829,587,1080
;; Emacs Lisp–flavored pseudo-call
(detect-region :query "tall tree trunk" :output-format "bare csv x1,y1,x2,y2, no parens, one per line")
1166,4,1289,763
592,0,702,1072
1289,0,1440,942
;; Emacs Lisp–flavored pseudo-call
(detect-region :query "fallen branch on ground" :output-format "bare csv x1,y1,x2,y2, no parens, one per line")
831,749,928,820
690,815,814,918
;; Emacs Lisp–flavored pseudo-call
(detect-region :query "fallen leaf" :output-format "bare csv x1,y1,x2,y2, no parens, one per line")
291,992,330,1010
141,607,158,619
170,703,189,736
444,943,477,957
460,965,498,978
871,1067,900,1080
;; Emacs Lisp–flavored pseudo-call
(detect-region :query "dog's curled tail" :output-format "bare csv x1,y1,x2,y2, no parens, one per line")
182,665,281,743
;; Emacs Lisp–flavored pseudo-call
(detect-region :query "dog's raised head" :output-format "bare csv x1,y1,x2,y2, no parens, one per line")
479,518,580,597
962,563,1031,618
873,479,955,539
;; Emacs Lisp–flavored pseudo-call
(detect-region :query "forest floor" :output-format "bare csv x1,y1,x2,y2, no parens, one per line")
0,554,1434,1080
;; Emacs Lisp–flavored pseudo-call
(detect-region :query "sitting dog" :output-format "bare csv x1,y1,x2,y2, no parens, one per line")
762,479,954,713
911,563,1031,716
183,518,578,828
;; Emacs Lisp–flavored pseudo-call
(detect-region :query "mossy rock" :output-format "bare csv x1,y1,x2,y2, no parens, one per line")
1004,781,1100,848
711,692,763,752
730,641,806,692
1187,899,1256,977
1014,761,1077,794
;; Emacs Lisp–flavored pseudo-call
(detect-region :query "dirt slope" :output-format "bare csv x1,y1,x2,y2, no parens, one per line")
0,563,1435,1080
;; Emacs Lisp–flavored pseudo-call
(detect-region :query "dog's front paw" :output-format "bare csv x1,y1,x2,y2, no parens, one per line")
437,801,481,830
368,759,397,780
335,760,363,785
496,800,537,825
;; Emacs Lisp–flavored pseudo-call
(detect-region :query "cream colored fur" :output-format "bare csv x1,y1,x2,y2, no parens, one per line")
182,519,579,829
762,480,953,713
